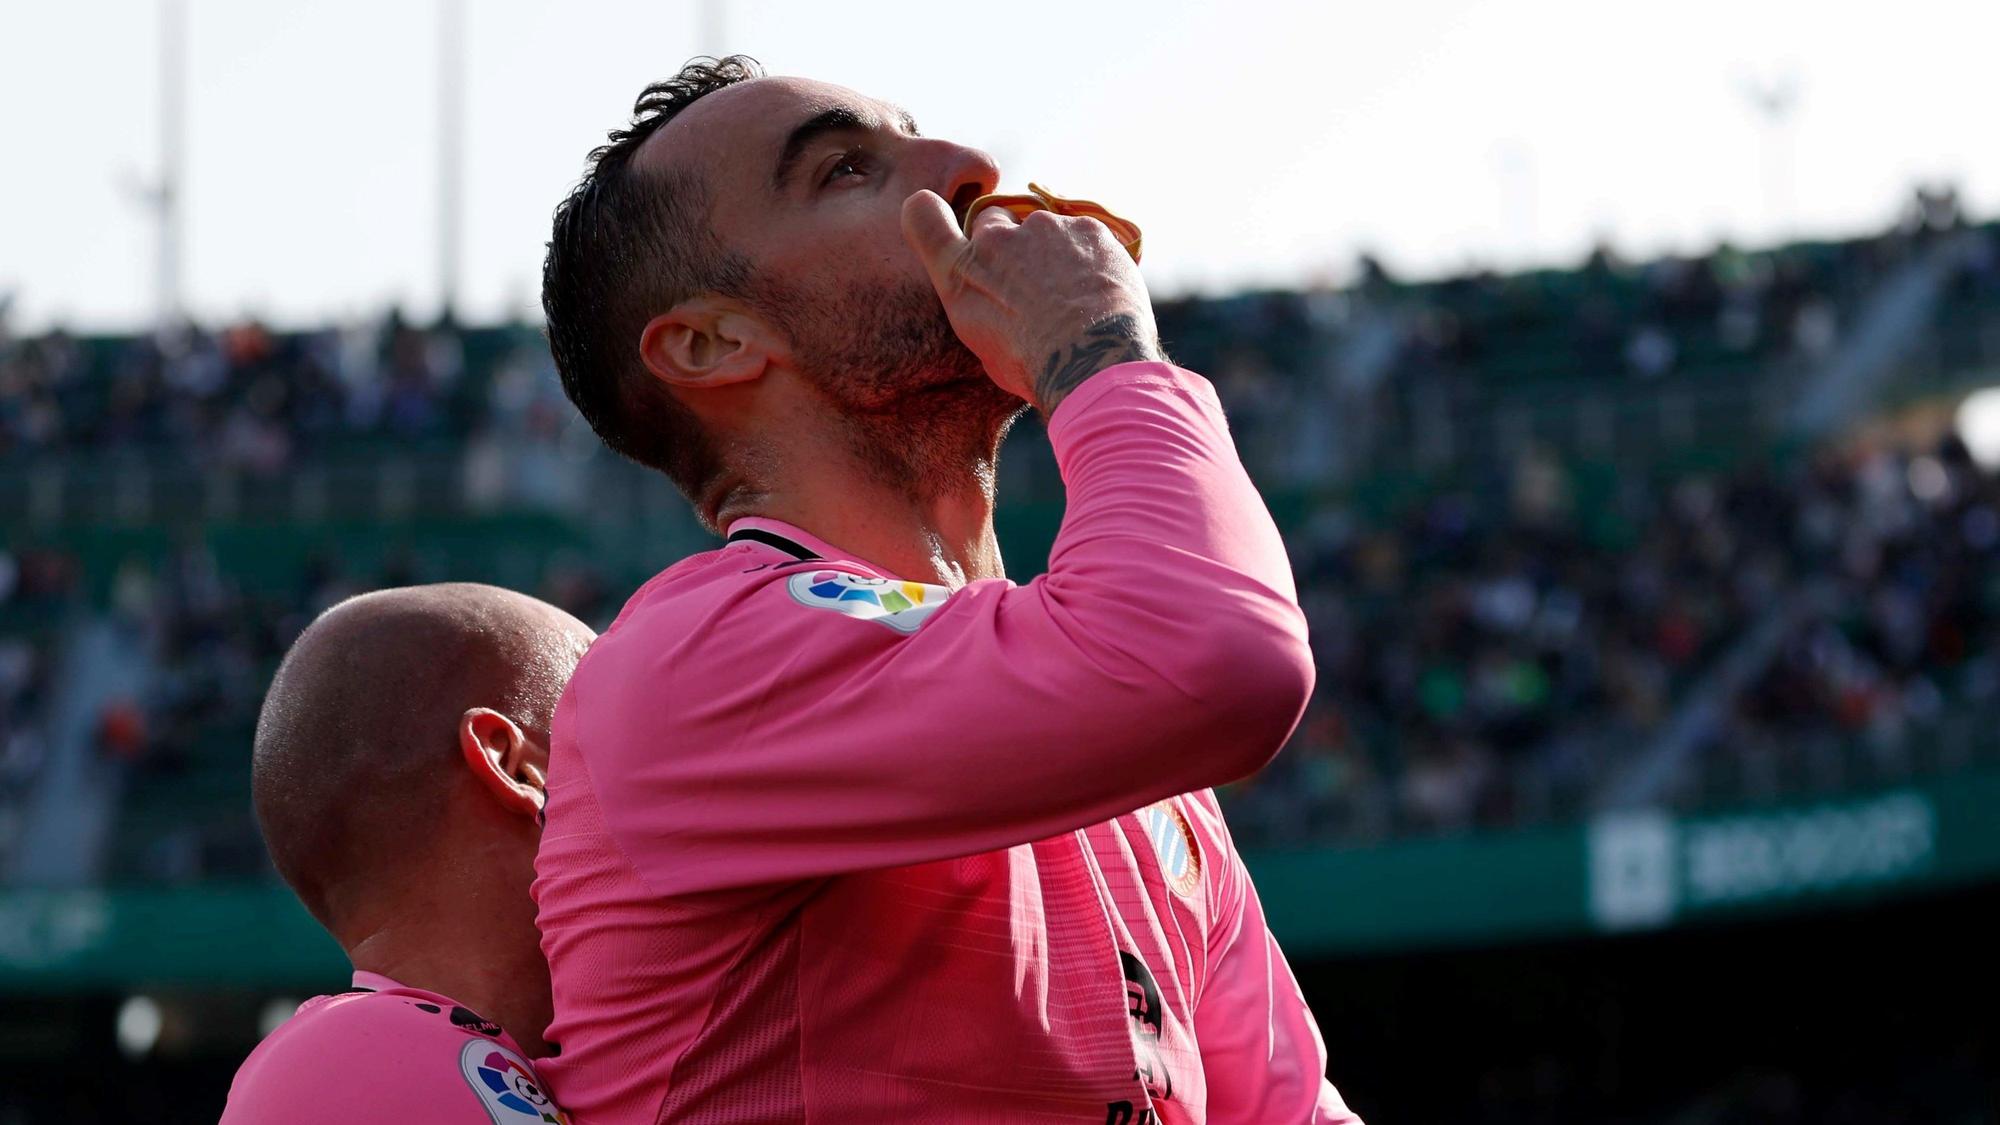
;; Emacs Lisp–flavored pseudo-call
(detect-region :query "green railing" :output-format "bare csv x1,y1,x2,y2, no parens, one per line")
5,766,1997,991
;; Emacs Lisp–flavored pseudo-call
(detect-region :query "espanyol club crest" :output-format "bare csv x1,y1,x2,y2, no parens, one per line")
1139,800,1202,898
459,1039,569,1124
786,569,951,634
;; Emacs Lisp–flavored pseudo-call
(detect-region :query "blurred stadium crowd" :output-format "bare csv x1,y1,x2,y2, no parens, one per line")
2,188,1998,881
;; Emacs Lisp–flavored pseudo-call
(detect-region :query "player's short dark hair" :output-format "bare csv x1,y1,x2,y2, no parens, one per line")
542,55,763,510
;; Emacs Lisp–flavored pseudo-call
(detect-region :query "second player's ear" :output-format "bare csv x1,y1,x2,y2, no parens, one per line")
459,707,548,819
639,298,780,393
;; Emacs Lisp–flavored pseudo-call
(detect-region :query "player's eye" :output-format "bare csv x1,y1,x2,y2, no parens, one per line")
821,148,869,186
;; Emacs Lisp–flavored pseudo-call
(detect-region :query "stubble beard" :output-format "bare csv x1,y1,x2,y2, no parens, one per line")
751,273,1026,502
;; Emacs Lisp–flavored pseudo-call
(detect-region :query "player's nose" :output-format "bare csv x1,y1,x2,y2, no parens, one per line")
913,139,1001,228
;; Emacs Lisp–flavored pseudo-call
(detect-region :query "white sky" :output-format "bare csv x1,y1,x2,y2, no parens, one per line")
2,0,1996,332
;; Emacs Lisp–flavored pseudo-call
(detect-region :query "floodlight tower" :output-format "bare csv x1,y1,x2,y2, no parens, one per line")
155,0,187,330
437,0,466,323
1742,73,1801,242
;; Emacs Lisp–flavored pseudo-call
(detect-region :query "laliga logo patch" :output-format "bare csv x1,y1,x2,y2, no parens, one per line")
787,570,950,634
460,1039,568,1124
1140,800,1202,898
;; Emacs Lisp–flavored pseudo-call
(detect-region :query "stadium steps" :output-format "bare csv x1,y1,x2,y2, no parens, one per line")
3,617,152,887
1599,578,1843,811
1789,231,1978,437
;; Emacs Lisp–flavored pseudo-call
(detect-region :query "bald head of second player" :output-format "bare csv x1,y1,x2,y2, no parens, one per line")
252,583,594,1057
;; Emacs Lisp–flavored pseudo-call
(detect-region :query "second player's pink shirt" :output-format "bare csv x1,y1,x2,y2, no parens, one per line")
220,971,568,1124
533,363,1363,1123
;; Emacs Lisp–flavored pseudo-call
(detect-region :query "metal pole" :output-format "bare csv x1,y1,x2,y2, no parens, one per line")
437,0,465,322
157,0,186,329
1742,74,1799,242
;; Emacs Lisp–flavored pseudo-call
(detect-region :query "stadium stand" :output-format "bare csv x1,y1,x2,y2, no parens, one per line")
3,193,2000,1121
2,199,1999,877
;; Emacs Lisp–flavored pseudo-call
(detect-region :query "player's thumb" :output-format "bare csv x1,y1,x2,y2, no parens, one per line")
901,190,968,288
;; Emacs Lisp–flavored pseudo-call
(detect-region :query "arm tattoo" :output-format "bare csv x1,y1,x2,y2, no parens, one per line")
1034,314,1163,416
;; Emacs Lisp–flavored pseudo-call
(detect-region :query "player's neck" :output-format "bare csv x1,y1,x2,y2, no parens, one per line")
752,461,1003,585
727,396,1016,586
344,908,554,1057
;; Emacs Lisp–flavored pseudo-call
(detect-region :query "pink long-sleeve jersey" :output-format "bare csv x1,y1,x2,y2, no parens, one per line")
220,971,569,1124
532,363,1362,1124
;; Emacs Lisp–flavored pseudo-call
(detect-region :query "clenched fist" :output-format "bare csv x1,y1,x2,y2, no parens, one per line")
900,189,1164,416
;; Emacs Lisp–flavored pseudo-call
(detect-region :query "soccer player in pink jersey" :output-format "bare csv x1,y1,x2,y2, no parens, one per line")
534,56,1363,1123
222,584,593,1124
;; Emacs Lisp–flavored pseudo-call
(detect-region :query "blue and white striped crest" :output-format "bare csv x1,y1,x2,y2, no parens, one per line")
1139,800,1202,898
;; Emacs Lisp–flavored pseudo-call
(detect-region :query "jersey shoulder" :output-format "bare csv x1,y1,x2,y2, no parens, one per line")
222,988,565,1124
584,541,969,690
653,539,965,637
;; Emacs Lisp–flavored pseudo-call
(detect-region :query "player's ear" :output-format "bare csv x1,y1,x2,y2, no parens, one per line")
458,707,547,819
639,297,781,393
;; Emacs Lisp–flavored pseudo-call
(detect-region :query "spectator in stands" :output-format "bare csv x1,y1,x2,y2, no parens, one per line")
4,189,1998,854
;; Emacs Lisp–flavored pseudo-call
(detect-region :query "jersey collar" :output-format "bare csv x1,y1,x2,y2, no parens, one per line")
723,516,892,577
351,969,405,993
346,970,532,1057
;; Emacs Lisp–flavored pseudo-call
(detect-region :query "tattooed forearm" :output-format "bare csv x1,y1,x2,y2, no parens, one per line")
1033,314,1164,416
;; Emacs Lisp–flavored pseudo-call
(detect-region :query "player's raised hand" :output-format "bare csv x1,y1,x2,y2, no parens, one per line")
901,189,1163,416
